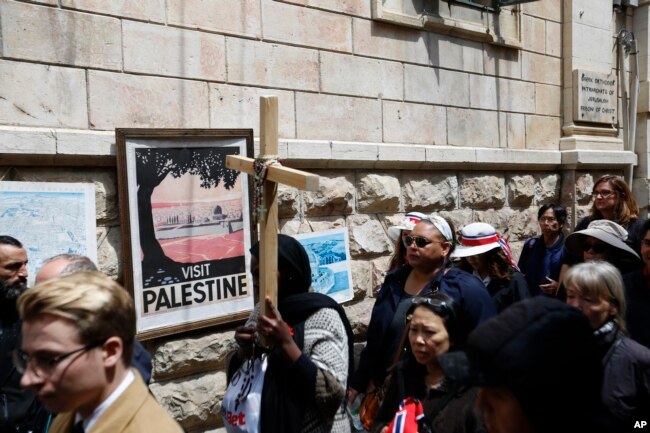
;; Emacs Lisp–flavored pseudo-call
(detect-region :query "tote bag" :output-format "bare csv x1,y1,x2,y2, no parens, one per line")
221,356,268,433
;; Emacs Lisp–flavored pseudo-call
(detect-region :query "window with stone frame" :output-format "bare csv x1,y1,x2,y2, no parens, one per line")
372,0,522,48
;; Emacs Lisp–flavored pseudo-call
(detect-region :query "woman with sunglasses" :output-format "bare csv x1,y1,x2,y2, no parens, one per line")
564,219,641,277
372,293,484,433
564,262,650,429
561,175,645,279
452,222,529,313
347,214,496,417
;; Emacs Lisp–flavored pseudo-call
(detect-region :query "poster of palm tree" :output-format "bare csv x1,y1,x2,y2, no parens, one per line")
116,129,254,339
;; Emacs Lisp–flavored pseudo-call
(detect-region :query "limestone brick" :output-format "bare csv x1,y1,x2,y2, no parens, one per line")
403,174,458,211
348,214,392,258
0,127,56,154
569,23,614,74
460,174,505,209
546,21,562,57
343,297,376,338
150,371,224,431
523,0,561,22
483,45,521,79
521,14,546,54
351,259,372,300
55,130,114,156
352,18,431,65
575,172,596,204
508,174,536,207
506,113,526,149
87,71,210,130
474,208,516,236
436,35,484,74
227,38,319,91
152,330,236,379
447,108,500,148
535,84,562,117
404,65,469,106
371,256,391,295
357,173,401,213
209,84,295,138
60,0,165,22
0,60,87,128
278,185,300,218
166,0,261,38
506,207,539,241
0,1,121,69
536,173,561,204
321,52,403,99
525,115,561,150
279,0,371,17
295,93,382,142
286,139,332,160
96,225,120,278
382,101,447,145
498,78,536,113
379,144,426,165
123,22,226,81
469,75,497,111
262,1,352,52
571,0,612,29
522,52,561,86
303,172,354,216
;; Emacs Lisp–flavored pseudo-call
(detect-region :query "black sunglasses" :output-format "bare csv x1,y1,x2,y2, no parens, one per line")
402,235,445,248
582,241,608,254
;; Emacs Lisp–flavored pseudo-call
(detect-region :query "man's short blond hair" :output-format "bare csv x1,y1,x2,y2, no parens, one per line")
17,271,135,364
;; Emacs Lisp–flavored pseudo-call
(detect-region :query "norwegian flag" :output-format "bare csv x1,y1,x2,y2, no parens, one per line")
386,397,425,433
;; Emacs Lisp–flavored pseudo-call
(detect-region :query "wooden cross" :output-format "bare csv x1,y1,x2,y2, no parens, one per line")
226,96,319,317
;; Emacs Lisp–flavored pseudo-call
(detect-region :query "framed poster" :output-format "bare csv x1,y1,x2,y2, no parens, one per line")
293,228,354,304
0,181,97,288
116,129,254,339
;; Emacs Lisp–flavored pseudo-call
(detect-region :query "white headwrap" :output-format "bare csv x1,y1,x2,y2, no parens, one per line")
420,214,453,242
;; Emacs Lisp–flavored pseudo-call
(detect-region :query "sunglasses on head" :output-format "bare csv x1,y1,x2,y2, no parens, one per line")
582,240,608,254
407,295,455,322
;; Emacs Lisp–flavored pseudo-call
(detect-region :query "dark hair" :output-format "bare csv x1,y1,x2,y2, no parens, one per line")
0,235,23,248
388,235,408,272
458,247,513,281
537,203,567,226
590,174,639,225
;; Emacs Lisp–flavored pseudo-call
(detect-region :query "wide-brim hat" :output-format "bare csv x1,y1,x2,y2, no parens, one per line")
565,219,639,260
451,222,501,258
387,212,427,241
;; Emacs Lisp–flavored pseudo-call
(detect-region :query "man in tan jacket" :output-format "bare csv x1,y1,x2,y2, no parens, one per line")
14,272,183,433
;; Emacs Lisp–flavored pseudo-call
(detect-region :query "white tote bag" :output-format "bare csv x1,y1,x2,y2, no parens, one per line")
221,355,268,433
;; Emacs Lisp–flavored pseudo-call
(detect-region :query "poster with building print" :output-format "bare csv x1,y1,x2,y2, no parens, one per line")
116,129,254,339
293,228,353,303
0,181,97,288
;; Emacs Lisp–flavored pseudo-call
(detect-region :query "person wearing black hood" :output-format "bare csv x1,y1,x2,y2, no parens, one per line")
228,234,354,433
438,296,616,433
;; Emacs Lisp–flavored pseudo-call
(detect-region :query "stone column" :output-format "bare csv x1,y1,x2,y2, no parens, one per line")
634,1,650,217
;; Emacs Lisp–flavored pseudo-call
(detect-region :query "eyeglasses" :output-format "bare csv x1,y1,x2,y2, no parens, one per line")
582,241,608,254
12,338,107,377
591,189,616,199
402,235,445,248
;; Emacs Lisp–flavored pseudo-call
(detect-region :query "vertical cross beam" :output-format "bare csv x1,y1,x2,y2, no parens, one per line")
226,96,319,317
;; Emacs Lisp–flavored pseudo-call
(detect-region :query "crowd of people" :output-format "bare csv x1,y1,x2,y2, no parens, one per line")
2,173,650,433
